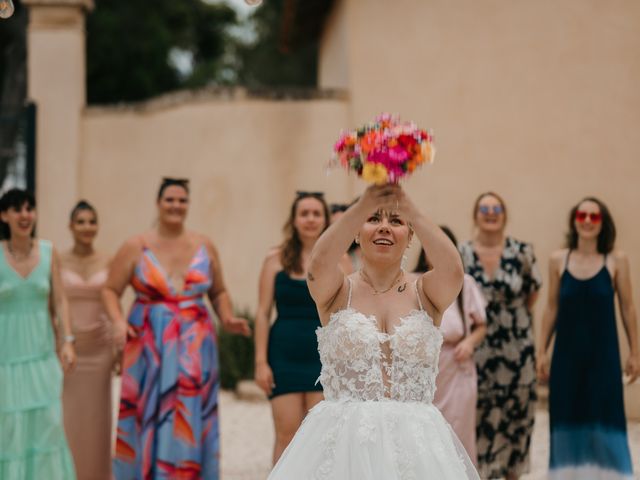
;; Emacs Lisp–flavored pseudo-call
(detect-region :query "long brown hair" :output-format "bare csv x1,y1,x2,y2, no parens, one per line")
280,192,330,274
566,196,616,254
414,225,466,335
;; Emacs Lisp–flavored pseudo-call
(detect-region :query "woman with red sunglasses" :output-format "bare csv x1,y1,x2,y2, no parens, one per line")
538,196,638,479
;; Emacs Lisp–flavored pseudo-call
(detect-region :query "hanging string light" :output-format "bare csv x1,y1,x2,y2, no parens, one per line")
244,0,263,6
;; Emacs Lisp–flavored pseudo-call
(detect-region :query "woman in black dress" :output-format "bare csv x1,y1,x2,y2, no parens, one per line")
538,197,638,479
254,191,350,463
459,192,542,479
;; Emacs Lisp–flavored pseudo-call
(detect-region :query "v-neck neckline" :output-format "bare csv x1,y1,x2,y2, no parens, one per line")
143,244,204,295
471,237,509,283
0,240,42,282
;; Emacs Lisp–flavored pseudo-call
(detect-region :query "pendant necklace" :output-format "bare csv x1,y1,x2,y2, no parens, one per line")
359,268,404,295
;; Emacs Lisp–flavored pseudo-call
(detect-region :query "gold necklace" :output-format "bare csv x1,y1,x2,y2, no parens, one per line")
359,269,404,295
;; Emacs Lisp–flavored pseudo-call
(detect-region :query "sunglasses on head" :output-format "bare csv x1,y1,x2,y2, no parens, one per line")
478,205,504,215
575,211,602,223
296,190,324,199
330,204,349,214
162,177,190,186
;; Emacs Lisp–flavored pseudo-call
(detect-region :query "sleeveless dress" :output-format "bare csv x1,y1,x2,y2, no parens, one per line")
460,238,541,478
434,274,486,465
549,252,633,479
268,279,479,479
61,268,113,480
0,240,76,479
113,245,220,479
267,270,323,398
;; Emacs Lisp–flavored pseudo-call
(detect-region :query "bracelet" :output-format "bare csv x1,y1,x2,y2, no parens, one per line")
63,335,76,344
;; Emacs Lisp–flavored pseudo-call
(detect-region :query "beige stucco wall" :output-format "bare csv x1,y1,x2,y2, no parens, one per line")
79,93,352,310
24,1,91,239
26,0,640,415
320,0,640,414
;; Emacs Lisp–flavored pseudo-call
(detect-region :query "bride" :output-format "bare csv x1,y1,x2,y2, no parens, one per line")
268,184,479,479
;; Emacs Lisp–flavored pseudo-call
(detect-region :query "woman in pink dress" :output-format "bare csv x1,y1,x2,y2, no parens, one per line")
60,200,114,480
415,226,487,464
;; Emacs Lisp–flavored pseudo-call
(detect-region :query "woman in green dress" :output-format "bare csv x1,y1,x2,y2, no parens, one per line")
0,188,77,479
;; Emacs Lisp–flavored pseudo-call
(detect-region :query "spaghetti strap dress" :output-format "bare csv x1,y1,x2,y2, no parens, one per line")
267,270,323,398
549,252,633,479
0,240,76,479
113,245,220,479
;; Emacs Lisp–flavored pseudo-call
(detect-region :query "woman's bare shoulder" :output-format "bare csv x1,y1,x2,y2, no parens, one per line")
263,247,282,271
551,249,568,262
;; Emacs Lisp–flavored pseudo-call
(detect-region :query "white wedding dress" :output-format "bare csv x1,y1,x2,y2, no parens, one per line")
268,280,480,479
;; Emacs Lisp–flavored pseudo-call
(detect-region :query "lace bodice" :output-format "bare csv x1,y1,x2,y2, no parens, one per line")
316,281,443,403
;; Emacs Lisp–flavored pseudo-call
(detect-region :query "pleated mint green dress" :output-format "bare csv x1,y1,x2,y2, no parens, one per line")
0,240,76,479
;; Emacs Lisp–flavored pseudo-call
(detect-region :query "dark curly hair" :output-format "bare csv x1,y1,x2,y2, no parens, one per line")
566,197,616,254
280,192,330,275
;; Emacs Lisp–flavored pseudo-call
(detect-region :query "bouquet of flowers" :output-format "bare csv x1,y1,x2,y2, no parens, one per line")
332,113,435,185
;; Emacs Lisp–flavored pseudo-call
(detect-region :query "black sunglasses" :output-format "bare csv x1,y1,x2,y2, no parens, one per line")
162,177,190,186
296,190,324,198
330,203,349,214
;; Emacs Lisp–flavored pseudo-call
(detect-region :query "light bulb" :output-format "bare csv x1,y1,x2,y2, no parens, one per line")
0,0,14,19
244,0,263,6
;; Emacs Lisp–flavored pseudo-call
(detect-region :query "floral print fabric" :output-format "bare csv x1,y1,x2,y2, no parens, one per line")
460,237,542,478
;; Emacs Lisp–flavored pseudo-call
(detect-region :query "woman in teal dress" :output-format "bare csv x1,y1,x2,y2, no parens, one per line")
0,188,77,479
254,191,333,464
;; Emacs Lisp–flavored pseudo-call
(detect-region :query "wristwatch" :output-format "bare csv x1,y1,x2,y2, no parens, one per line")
63,335,76,344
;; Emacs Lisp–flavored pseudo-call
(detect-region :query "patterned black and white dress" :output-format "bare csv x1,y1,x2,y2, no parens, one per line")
460,237,542,478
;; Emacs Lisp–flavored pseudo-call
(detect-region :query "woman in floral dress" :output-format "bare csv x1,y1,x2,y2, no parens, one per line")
460,192,542,479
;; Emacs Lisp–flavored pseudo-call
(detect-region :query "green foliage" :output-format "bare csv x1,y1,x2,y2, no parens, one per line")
86,0,238,104
218,307,255,390
237,0,334,88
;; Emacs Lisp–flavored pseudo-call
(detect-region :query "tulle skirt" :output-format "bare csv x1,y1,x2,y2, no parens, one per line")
268,399,479,479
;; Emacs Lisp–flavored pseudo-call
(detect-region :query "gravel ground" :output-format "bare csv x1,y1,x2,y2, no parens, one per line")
218,389,640,480
113,381,640,479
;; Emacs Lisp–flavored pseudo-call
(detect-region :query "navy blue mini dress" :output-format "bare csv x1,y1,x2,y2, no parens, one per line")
267,271,323,399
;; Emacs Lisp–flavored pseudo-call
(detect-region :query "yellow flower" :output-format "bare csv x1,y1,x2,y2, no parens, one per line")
361,162,388,185
421,142,435,164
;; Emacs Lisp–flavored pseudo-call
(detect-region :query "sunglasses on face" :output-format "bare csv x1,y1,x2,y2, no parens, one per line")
575,211,602,223
478,205,504,215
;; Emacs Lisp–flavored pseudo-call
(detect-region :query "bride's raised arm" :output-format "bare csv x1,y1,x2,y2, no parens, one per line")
396,187,464,318
307,185,395,316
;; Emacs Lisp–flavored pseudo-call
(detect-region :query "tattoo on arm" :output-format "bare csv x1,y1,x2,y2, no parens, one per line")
307,271,315,281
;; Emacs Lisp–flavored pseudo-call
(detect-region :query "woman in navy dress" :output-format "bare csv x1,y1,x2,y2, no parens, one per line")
254,191,351,463
538,197,639,479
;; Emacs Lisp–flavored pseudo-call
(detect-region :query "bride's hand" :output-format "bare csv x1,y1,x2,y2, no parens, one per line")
392,185,419,219
357,184,398,213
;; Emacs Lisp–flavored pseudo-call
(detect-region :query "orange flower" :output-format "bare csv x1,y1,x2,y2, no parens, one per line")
360,131,381,154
